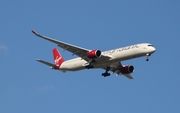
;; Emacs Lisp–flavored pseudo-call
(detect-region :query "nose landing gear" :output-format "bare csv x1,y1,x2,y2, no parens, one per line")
146,53,151,61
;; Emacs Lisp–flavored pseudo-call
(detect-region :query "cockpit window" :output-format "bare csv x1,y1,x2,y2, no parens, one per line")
148,45,154,47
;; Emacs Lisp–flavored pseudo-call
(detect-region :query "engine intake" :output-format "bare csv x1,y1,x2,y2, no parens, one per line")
121,65,134,74
87,50,101,59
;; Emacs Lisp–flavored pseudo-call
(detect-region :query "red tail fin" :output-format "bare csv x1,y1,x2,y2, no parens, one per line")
53,48,64,68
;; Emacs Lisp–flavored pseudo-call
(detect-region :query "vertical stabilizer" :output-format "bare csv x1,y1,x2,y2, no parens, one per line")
53,48,64,69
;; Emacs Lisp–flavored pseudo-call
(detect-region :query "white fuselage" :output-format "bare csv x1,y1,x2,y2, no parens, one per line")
59,43,156,72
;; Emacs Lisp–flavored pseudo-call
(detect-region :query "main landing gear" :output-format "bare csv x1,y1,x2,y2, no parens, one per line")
85,65,94,69
85,59,95,69
102,67,110,77
146,53,151,61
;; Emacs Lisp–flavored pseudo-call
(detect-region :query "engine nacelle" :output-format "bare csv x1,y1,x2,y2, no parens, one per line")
121,65,134,74
87,50,101,59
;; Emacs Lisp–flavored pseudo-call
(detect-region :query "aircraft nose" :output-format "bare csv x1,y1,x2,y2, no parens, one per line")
152,47,156,53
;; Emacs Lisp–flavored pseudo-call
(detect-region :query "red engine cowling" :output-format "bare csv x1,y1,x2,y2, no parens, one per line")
121,65,134,74
87,50,101,59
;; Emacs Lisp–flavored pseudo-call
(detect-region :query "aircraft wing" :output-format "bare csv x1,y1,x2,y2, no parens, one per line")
123,74,134,79
108,62,134,79
32,30,111,62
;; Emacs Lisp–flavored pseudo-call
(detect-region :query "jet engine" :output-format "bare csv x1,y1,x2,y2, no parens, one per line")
120,65,134,74
87,50,101,59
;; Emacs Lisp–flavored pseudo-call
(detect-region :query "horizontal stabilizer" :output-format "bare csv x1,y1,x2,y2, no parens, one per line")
36,59,54,67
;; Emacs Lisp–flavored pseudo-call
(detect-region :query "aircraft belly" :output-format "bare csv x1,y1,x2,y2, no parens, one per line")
60,60,85,71
93,60,116,68
59,48,146,71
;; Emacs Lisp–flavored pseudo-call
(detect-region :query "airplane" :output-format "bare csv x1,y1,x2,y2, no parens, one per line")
32,30,156,79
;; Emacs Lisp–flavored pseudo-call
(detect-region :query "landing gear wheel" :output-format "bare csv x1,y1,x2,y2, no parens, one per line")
102,67,110,77
85,65,94,69
146,59,149,61
102,73,110,77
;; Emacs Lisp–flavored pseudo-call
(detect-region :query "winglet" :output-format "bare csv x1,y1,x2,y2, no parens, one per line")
31,30,37,34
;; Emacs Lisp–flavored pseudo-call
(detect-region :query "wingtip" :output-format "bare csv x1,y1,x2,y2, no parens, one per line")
31,30,36,34
36,59,42,62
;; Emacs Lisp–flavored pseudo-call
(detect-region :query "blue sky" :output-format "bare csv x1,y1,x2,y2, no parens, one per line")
0,0,180,113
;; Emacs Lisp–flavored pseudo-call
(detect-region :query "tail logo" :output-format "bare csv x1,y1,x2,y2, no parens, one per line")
53,48,64,68
55,56,62,66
